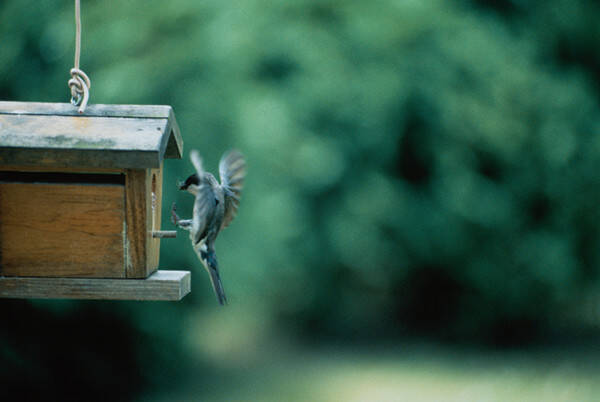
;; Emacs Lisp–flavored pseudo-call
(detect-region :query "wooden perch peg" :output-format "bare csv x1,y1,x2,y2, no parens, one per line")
152,230,177,238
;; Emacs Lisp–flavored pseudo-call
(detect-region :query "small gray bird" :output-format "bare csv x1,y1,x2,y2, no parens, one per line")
171,149,246,305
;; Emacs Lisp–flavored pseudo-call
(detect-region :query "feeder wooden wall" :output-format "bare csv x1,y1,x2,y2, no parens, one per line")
0,101,190,300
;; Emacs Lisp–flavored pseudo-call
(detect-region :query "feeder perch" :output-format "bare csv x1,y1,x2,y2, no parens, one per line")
0,101,190,300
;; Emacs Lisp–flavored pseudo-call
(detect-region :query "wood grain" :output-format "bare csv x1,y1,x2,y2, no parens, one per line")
148,165,163,271
0,102,183,168
0,270,191,300
0,183,125,277
164,107,183,159
0,114,167,168
0,101,172,119
125,169,148,278
0,165,123,174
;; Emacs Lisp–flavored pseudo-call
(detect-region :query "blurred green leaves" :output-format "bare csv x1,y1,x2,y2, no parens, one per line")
1,0,600,345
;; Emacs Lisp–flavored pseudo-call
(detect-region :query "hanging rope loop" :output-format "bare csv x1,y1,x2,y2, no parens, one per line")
68,0,91,114
69,68,91,111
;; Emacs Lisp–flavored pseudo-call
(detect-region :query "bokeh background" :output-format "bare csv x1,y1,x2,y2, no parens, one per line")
2,0,600,400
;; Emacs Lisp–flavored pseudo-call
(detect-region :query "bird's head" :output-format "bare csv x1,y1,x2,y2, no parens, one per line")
178,173,200,195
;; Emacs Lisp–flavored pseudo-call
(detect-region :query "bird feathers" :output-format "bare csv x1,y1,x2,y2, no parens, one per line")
219,150,246,230
190,149,204,176
192,184,218,245
179,149,246,305
193,243,228,305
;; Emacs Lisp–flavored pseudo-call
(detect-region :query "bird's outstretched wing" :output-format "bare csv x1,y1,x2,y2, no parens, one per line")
190,149,204,176
219,150,246,230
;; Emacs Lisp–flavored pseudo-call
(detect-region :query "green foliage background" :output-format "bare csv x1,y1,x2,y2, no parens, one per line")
1,0,600,400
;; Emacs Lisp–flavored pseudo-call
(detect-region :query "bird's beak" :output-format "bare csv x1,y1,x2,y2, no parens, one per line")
177,180,185,190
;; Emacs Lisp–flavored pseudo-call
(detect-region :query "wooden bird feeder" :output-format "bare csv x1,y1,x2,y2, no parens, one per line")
0,101,190,300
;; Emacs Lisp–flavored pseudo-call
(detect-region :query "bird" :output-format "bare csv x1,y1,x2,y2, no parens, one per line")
171,149,246,305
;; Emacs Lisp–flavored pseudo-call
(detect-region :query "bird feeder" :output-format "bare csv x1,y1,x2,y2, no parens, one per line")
0,101,190,300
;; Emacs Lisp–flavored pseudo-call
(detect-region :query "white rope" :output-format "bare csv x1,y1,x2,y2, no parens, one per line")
68,0,91,114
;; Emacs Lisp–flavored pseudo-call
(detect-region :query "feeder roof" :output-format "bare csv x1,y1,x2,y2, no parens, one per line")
0,101,183,169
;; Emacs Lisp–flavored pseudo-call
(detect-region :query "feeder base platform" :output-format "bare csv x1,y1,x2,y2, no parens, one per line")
0,270,190,301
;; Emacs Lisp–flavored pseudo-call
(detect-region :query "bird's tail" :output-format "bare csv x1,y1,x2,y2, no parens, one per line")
199,248,227,306
208,264,227,306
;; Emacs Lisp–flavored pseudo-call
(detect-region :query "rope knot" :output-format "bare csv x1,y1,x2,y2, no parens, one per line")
68,67,91,114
